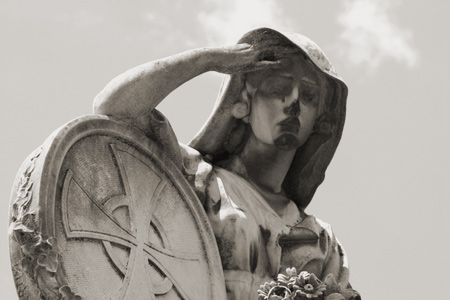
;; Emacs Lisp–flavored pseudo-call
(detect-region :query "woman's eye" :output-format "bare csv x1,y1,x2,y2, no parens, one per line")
300,83,320,105
269,88,284,96
266,86,291,98
301,92,317,104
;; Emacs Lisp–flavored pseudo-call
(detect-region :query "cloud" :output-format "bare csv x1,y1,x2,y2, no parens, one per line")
198,0,291,45
338,0,418,69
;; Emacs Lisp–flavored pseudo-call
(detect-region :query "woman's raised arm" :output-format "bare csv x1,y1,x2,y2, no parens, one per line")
94,47,214,118
93,43,293,120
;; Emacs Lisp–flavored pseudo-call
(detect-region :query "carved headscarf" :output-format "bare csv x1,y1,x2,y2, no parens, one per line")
189,27,348,210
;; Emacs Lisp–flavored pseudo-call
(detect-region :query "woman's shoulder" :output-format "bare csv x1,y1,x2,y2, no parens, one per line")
178,143,214,202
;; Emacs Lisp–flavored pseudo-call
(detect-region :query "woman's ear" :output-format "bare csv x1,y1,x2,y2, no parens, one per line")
232,83,253,121
232,101,249,119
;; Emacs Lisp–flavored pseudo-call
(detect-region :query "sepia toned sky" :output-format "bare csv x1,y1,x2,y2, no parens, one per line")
1,0,449,298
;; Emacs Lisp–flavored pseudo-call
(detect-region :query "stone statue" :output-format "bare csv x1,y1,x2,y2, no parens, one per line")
8,27,360,300
93,28,360,299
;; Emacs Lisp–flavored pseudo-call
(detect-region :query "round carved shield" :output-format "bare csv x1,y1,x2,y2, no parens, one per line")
9,115,226,300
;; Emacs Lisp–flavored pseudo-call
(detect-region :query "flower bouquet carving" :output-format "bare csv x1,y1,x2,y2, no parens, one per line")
257,268,360,300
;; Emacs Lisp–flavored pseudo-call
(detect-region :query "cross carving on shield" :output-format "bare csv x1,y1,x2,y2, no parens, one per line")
62,143,203,299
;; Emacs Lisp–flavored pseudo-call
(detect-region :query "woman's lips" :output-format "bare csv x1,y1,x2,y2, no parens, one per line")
279,117,300,126
279,118,300,132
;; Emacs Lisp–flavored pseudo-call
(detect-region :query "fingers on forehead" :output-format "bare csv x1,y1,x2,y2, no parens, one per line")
256,45,301,61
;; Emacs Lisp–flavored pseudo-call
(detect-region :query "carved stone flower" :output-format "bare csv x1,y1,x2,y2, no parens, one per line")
258,280,292,300
37,250,59,273
258,268,359,300
258,281,290,300
293,271,327,299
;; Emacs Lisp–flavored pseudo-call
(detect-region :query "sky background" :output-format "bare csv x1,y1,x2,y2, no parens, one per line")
1,0,449,299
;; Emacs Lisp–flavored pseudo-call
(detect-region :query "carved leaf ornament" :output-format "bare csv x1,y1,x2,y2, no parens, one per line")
9,115,226,300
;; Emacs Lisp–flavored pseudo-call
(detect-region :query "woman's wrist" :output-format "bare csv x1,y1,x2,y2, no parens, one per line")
194,47,223,73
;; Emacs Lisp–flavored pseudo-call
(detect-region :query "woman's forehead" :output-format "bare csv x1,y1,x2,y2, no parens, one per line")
247,57,324,88
287,55,323,83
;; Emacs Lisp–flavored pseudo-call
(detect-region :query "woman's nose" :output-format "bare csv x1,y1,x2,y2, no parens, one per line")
283,86,300,117
284,99,300,117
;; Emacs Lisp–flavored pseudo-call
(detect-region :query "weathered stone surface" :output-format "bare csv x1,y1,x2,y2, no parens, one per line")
92,27,357,299
9,115,226,300
10,27,360,300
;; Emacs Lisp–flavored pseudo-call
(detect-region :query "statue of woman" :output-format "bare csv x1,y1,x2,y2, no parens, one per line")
94,28,359,299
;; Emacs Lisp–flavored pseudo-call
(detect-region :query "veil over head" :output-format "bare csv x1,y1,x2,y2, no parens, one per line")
189,27,348,209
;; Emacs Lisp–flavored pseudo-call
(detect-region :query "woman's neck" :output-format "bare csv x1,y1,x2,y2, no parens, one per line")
237,132,296,195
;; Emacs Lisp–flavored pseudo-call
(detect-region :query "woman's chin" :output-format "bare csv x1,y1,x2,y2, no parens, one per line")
273,134,301,151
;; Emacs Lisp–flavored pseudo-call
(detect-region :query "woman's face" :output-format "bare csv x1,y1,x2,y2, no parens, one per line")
246,54,326,150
